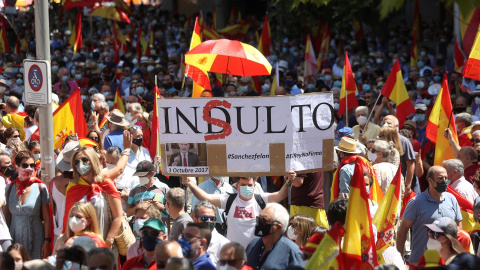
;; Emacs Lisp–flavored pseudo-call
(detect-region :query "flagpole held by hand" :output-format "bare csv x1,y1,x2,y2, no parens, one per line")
363,94,382,133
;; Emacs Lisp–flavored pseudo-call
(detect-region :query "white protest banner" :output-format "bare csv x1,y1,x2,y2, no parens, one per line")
158,93,335,176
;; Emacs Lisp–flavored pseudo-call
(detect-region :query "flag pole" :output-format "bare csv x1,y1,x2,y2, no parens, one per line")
447,109,454,129
362,94,382,133
346,90,349,127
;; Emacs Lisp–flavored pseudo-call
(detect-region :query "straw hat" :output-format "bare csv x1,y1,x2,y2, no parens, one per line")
105,110,130,127
56,141,81,172
334,137,361,154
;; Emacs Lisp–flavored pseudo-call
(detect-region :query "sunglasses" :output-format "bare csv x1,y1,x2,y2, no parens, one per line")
197,215,216,222
74,157,89,165
471,139,480,144
142,230,160,238
428,229,445,240
89,137,99,142
256,216,276,225
13,135,20,139
131,125,142,130
219,259,243,266
21,163,35,169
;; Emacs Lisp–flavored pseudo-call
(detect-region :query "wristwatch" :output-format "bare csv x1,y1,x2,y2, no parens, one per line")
106,237,114,244
44,238,51,242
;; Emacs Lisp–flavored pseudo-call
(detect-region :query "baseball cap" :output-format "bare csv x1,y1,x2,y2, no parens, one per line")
335,127,354,141
424,217,458,237
414,103,427,111
133,160,155,177
140,217,167,232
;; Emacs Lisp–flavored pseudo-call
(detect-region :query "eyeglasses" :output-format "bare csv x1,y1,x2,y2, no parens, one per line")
471,139,480,144
428,229,445,240
21,163,35,169
89,137,99,142
131,125,142,130
219,259,243,266
142,229,160,238
74,157,89,165
13,135,20,138
256,216,277,225
197,215,216,222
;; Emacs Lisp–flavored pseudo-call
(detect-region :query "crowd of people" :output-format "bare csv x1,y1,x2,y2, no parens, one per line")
0,2,480,270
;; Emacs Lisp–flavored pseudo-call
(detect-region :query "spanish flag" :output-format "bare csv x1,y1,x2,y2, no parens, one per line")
343,158,378,269
113,88,125,114
460,6,480,56
218,20,252,40
447,185,475,233
69,9,83,54
203,25,221,40
316,23,330,71
305,221,345,270
373,166,402,264
455,36,466,72
270,62,279,96
0,22,9,53
149,85,161,171
304,35,317,80
425,74,458,165
78,137,98,148
257,13,271,57
463,24,480,81
2,112,27,141
52,89,88,149
410,34,419,67
338,52,358,117
185,17,211,97
381,60,415,128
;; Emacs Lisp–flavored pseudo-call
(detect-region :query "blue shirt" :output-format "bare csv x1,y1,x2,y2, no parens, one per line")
339,163,355,194
193,253,216,270
104,129,125,151
191,178,234,224
246,236,303,270
403,190,462,263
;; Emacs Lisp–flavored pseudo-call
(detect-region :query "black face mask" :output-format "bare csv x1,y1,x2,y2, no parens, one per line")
454,107,466,114
132,138,143,147
0,164,14,177
254,221,273,237
201,222,215,232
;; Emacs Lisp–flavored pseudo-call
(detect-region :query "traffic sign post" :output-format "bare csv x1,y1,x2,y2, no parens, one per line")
23,60,51,106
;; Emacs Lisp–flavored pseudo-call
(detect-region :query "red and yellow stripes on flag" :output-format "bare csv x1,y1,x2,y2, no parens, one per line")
372,166,402,265
353,19,363,41
381,60,415,128
52,89,88,149
447,186,475,233
257,13,271,57
136,25,150,60
78,137,98,148
463,24,480,81
202,25,221,40
113,21,128,53
98,117,107,129
317,23,330,72
2,112,27,141
343,159,378,269
14,39,20,55
69,9,83,53
410,33,419,67
149,86,161,170
338,52,358,117
113,88,125,114
304,35,317,80
460,6,480,56
213,73,222,88
305,221,345,270
218,20,252,40
0,21,9,53
426,74,458,166
455,36,466,72
185,17,211,97
270,62,279,96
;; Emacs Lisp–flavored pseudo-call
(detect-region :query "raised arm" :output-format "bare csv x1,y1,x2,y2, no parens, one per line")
182,176,222,208
267,171,293,203
104,131,132,179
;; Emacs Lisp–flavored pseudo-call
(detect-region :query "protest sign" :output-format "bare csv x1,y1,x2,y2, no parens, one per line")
158,93,335,176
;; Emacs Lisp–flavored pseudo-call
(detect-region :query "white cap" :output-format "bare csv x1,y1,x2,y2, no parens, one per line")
415,103,427,111
278,60,288,72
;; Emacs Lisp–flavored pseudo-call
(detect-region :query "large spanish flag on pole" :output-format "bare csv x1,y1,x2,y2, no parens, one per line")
257,13,271,57
316,23,330,72
305,221,345,270
381,60,415,128
185,17,211,97
304,35,317,80
149,86,161,170
463,24,480,81
343,159,378,269
338,52,358,118
447,185,475,233
53,89,88,149
372,166,402,265
425,74,458,166
455,36,466,72
113,88,125,114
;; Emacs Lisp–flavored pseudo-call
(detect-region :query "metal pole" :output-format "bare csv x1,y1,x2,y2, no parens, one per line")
35,0,55,184
287,180,292,214
362,94,382,133
345,90,349,127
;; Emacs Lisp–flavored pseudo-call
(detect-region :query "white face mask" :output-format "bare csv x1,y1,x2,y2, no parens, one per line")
287,226,298,240
69,216,86,233
139,176,150,186
357,115,368,125
33,153,41,162
125,112,133,122
475,97,480,105
367,151,377,162
426,238,443,251
15,262,23,270
218,264,239,270
134,218,146,236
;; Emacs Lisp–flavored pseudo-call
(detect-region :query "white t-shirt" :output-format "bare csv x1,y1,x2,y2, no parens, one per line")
451,176,477,204
219,193,269,248
0,176,12,243
207,228,230,267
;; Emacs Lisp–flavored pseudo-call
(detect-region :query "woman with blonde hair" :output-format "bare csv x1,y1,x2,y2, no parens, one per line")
53,201,105,254
63,131,132,257
286,214,317,248
378,126,403,167
371,140,402,194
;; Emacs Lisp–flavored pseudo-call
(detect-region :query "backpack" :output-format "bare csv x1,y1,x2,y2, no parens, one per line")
221,193,266,230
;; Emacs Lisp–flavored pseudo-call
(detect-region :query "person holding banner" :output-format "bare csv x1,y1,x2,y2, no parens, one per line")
182,175,293,248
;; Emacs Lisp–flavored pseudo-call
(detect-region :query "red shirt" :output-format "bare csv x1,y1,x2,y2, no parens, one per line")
122,253,157,270
30,129,40,142
464,163,480,183
458,134,472,147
